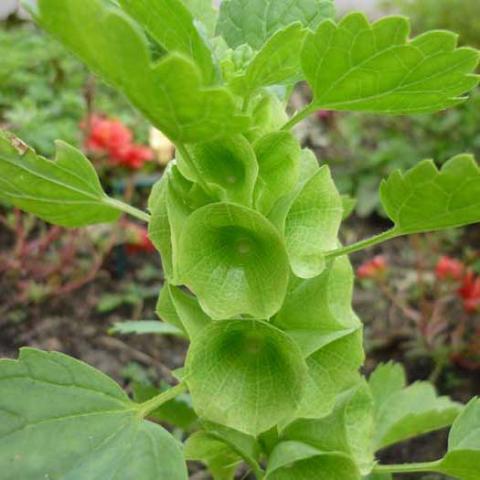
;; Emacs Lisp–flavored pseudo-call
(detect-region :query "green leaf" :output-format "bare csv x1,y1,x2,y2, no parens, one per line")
163,283,212,339
32,0,248,143
185,319,308,435
149,176,174,279
273,257,363,420
282,382,375,474
133,383,197,430
369,362,462,450
156,282,188,334
231,23,308,94
119,0,217,84
0,131,120,227
217,0,335,50
178,202,290,319
181,0,218,37
110,320,186,337
0,348,188,480
302,14,480,114
200,420,261,469
380,154,480,235
274,257,359,347
437,398,480,480
245,91,289,143
283,166,343,278
341,195,357,220
185,431,241,480
149,165,212,283
266,441,361,480
302,329,364,415
253,131,302,215
187,135,258,206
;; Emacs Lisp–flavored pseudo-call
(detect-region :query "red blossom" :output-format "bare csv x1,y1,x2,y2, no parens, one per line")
83,115,153,170
357,255,387,279
124,223,156,254
435,256,464,281
458,271,480,313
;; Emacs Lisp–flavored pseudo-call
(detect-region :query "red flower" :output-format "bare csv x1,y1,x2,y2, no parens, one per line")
458,271,480,313
85,115,132,153
125,223,156,254
357,255,387,279
435,256,464,281
83,115,153,170
110,144,154,170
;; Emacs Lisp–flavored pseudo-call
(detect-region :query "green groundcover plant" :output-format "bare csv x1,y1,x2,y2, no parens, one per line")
1,0,480,479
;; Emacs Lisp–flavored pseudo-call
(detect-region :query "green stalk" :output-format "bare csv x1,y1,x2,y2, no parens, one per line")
325,228,401,259
281,105,316,131
137,382,187,418
373,459,443,475
104,197,151,223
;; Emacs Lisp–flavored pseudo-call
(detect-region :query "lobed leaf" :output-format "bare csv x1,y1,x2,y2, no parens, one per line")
216,0,334,50
178,202,290,319
0,131,120,227
369,363,462,449
302,14,480,114
0,349,187,480
380,154,480,235
185,319,308,435
266,441,361,480
31,0,248,143
437,398,480,480
119,0,217,84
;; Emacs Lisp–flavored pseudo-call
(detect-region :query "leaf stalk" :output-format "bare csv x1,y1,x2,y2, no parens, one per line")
137,382,188,418
281,105,316,130
104,197,151,223
372,459,442,474
325,228,400,259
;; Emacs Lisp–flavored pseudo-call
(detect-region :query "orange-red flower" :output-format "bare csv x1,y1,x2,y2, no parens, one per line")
357,255,387,279
458,271,480,313
84,115,153,170
124,222,156,254
435,256,464,281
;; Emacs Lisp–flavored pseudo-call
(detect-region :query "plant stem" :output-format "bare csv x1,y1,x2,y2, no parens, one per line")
325,228,400,259
137,382,187,418
104,197,151,223
373,459,442,475
281,105,315,130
